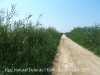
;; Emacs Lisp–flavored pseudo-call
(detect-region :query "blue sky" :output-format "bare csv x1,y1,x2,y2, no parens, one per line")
0,0,100,33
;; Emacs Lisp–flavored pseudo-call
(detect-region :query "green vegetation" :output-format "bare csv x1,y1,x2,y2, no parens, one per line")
66,25,100,56
0,5,61,75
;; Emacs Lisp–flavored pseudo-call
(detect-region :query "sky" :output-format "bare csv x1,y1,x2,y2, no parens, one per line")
0,0,100,33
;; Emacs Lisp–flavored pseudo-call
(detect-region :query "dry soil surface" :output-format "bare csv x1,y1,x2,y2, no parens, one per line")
51,34,100,75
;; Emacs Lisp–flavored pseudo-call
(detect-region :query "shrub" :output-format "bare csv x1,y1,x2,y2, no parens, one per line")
66,25,100,56
0,5,61,75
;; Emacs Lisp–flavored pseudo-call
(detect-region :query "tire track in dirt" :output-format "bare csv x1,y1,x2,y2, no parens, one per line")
51,34,100,75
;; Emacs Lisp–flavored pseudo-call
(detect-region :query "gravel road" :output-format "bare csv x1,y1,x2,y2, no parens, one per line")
51,34,100,75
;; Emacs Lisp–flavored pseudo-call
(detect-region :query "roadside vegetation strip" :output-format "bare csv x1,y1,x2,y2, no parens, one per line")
0,5,62,75
66,25,100,56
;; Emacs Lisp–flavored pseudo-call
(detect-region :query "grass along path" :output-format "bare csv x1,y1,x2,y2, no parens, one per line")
51,34,100,75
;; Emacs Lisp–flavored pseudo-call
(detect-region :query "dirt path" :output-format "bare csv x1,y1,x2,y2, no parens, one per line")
51,34,100,75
